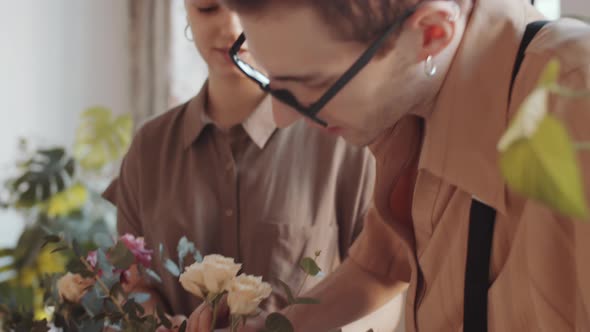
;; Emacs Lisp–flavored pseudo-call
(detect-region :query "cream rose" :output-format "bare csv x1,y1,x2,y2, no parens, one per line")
179,254,241,300
57,272,95,303
225,274,272,316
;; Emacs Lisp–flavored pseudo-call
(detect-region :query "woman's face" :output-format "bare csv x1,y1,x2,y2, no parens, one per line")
184,0,253,77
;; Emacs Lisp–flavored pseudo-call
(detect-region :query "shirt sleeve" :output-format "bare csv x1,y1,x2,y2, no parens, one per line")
335,147,377,260
559,63,590,323
102,130,145,237
348,204,411,283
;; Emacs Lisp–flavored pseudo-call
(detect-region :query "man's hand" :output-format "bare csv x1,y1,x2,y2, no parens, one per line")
186,298,229,332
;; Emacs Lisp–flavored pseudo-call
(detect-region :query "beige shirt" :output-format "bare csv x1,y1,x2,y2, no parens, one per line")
350,0,590,331
103,83,404,329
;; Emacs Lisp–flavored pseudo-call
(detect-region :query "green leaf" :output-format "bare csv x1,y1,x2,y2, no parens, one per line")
129,292,151,304
81,285,103,317
94,233,115,249
156,304,172,328
276,279,296,304
66,258,94,278
500,114,589,219
108,241,135,270
179,320,187,332
145,268,162,283
73,107,133,170
194,251,203,263
9,148,75,207
299,257,321,276
293,297,320,305
98,275,120,297
97,248,114,278
41,235,61,248
164,259,181,277
264,313,294,332
50,245,69,254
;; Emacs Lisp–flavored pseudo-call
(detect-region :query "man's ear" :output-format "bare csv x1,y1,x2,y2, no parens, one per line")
405,1,460,61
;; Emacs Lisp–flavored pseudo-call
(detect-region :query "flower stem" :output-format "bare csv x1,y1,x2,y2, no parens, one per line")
210,299,219,332
79,257,129,323
229,315,240,332
576,142,590,151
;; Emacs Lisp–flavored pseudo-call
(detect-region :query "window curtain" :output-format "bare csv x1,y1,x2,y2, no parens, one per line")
127,0,172,128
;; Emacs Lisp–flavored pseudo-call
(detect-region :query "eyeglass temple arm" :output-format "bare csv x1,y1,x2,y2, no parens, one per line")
308,8,417,116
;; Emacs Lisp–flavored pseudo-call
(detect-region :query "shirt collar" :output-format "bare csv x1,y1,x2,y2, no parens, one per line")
418,0,542,215
182,81,277,150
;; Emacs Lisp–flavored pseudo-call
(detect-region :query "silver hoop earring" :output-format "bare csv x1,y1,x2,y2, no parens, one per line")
184,24,193,42
424,55,437,77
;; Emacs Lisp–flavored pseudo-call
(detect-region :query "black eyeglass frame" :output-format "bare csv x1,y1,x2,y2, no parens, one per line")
229,6,418,127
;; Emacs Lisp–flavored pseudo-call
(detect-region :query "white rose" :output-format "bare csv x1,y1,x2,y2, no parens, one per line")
179,254,242,300
225,274,272,316
57,272,95,303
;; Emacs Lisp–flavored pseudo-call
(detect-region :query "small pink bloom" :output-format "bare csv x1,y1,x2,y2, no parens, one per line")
119,234,153,268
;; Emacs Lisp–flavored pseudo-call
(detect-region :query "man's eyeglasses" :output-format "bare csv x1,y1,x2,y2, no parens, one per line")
229,7,417,127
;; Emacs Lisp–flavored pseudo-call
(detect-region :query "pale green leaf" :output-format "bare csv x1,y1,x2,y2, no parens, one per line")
73,106,133,170
500,114,589,220
129,292,151,304
164,259,181,277
538,58,560,87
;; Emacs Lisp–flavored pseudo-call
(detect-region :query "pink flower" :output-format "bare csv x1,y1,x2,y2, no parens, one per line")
119,234,153,268
84,234,153,284
86,250,98,267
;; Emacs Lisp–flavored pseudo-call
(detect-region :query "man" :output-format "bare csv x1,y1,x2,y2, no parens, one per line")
104,3,408,330
190,0,590,330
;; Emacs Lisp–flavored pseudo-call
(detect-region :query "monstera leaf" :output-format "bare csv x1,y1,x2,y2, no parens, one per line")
73,107,133,171
10,148,75,208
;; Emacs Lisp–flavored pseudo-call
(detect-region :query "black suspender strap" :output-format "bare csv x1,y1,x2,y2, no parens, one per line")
463,200,496,331
509,20,550,103
463,20,549,332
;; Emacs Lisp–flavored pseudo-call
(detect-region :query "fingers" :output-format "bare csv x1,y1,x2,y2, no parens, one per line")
187,303,212,332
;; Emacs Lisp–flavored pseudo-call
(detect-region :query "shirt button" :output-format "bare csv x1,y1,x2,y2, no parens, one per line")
225,209,234,217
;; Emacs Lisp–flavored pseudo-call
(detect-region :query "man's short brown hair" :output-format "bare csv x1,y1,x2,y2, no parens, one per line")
221,0,421,44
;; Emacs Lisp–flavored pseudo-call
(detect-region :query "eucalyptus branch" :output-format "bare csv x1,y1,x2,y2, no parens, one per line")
79,257,129,324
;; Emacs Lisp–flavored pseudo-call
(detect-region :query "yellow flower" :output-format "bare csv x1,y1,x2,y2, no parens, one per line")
37,245,66,275
44,184,88,218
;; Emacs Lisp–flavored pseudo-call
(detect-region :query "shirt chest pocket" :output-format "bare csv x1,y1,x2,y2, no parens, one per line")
240,220,339,310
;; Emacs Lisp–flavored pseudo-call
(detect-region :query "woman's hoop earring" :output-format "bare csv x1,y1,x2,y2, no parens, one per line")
184,23,193,42
424,55,437,77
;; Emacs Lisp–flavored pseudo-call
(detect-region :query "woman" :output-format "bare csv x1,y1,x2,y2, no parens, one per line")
105,0,404,331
